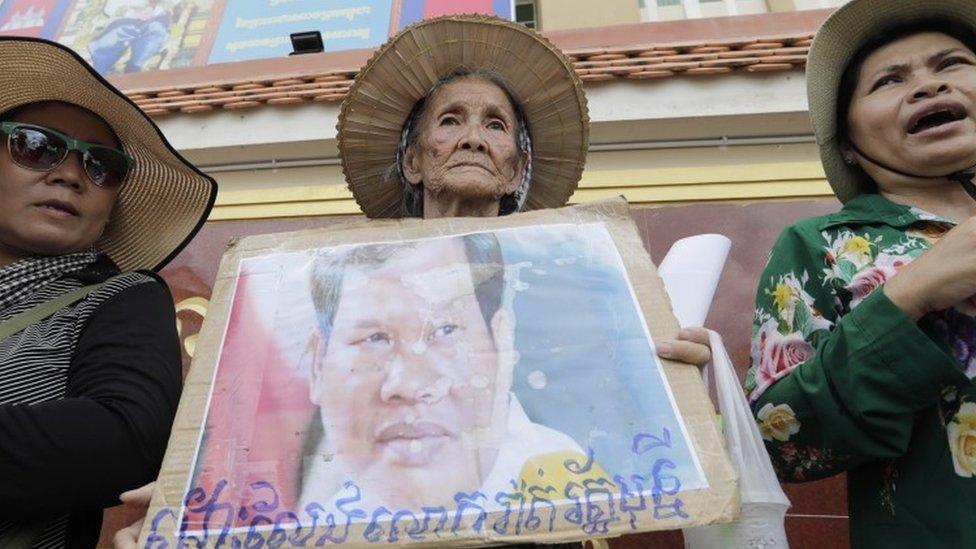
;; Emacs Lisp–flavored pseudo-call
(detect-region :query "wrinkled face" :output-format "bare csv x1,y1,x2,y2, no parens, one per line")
403,77,526,205
847,32,976,182
0,102,121,266
309,239,512,505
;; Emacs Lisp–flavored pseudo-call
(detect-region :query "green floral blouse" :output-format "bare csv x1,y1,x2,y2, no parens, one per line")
745,193,976,547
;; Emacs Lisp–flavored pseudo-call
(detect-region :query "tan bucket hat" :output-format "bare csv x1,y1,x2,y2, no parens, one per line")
807,0,976,203
338,15,589,218
0,36,216,271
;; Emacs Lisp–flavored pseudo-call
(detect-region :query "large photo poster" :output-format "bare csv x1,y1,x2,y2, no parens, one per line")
56,0,217,74
142,200,737,546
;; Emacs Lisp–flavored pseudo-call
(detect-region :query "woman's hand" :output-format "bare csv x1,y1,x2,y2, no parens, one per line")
112,482,154,549
657,327,711,367
885,217,976,319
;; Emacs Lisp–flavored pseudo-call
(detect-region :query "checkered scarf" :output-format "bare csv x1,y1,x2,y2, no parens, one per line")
0,251,99,316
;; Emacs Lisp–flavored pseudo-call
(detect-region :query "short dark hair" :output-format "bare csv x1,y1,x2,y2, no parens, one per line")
395,68,533,218
837,18,976,144
309,233,506,351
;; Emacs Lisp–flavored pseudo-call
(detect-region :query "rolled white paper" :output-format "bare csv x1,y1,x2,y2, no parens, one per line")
658,234,732,328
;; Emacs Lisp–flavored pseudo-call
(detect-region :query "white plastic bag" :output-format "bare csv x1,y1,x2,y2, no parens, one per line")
657,235,790,549
680,331,790,549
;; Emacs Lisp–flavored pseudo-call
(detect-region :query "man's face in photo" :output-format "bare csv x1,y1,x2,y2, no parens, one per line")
308,238,513,506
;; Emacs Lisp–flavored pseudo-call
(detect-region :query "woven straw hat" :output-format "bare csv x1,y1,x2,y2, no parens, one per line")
338,15,589,218
807,0,976,203
0,37,215,271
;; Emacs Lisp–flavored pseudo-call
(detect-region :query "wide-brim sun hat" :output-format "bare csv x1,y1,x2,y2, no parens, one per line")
338,14,589,218
807,0,976,203
0,36,215,272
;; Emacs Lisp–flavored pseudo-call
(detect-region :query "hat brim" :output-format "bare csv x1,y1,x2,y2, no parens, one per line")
0,37,216,272
807,0,976,203
338,15,589,218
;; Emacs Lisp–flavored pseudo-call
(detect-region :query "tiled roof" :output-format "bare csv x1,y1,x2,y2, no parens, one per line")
129,32,813,117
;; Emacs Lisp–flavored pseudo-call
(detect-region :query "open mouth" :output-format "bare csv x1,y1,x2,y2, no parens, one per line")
908,104,968,135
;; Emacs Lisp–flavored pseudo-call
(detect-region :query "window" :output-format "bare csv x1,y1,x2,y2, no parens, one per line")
515,0,536,28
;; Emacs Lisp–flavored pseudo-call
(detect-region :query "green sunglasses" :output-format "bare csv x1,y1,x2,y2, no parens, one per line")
0,121,133,189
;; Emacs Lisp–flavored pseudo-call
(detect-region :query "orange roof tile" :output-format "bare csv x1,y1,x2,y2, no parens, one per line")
126,32,812,117
112,9,831,118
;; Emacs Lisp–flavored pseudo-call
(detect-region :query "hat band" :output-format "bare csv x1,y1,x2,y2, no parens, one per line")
847,140,976,200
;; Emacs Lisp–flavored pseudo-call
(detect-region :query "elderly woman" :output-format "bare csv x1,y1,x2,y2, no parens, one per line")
336,14,710,548
745,0,976,546
339,15,710,364
0,37,214,547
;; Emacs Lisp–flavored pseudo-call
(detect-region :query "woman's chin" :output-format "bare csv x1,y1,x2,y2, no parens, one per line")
430,177,509,200
916,129,976,165
13,236,89,258
904,136,976,174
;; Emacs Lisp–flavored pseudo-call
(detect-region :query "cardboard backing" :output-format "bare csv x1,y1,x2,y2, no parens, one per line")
140,198,738,547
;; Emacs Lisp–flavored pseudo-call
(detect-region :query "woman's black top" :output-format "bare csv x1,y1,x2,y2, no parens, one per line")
0,252,182,548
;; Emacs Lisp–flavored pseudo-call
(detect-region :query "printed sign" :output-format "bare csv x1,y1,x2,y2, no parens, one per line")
208,0,393,64
142,199,737,547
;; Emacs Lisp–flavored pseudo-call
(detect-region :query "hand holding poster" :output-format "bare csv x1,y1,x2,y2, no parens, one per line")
141,199,737,546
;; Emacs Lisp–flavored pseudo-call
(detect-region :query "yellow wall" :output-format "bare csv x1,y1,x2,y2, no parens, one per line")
207,145,832,221
536,0,641,31
765,0,797,11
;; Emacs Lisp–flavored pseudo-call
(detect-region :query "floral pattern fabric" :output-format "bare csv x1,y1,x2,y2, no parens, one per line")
747,212,952,402
744,194,976,548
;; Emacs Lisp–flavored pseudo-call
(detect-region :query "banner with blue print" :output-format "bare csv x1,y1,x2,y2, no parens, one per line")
208,0,393,64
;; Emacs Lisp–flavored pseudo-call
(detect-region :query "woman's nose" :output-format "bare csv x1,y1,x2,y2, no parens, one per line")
458,123,487,152
911,79,951,101
46,151,86,191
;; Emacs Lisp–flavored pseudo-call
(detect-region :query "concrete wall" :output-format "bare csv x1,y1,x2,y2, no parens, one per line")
652,2,766,22
768,0,848,11
642,0,843,22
